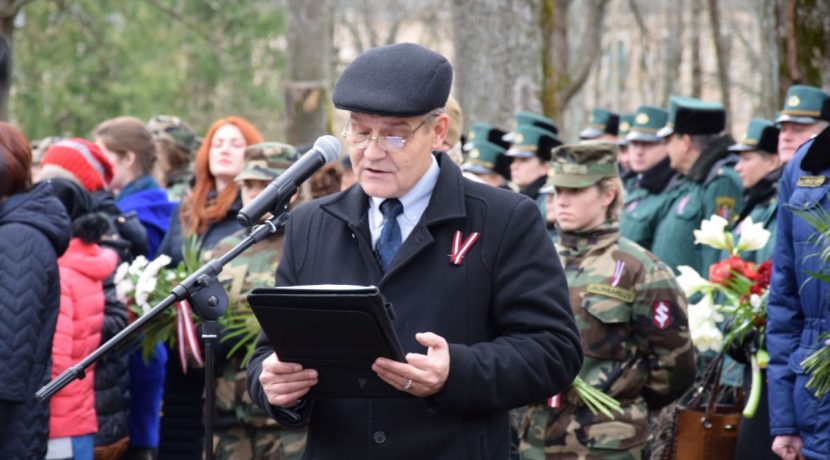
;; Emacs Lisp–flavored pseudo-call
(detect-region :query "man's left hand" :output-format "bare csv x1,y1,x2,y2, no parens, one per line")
372,332,450,397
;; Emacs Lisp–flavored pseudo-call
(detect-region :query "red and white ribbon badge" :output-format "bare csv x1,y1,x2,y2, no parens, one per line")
176,299,203,374
450,230,480,265
547,394,560,409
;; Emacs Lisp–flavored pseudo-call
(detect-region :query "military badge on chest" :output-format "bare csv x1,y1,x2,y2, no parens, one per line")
715,196,736,220
652,300,673,329
676,194,691,215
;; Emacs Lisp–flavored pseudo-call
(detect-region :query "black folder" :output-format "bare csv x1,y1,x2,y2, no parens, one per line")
247,285,408,398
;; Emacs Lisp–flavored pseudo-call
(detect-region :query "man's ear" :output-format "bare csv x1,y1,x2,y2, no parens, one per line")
430,114,449,150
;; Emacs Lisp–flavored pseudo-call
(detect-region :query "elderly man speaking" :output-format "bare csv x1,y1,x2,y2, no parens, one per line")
246,43,582,460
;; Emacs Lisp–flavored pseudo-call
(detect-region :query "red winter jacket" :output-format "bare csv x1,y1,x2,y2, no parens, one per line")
49,238,118,438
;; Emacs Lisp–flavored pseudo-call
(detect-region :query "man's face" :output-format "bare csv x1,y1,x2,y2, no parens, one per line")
778,122,821,162
509,156,548,188
347,112,446,198
629,140,668,172
617,145,630,171
666,134,692,174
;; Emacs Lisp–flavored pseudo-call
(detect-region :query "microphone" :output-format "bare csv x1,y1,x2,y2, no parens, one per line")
237,135,340,227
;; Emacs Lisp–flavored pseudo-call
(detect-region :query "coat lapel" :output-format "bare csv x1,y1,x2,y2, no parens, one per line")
319,153,468,282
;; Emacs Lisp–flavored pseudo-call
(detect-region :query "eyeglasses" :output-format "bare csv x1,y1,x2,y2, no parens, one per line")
341,116,433,152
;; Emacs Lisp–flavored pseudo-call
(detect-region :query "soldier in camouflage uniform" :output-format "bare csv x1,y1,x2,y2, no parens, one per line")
521,142,696,459
147,115,201,202
204,142,307,460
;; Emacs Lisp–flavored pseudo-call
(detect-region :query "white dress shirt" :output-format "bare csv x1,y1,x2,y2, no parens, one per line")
368,155,440,247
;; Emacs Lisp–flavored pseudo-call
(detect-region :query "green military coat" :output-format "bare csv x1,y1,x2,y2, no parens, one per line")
620,157,681,251
731,168,781,264
521,223,696,459
651,138,743,275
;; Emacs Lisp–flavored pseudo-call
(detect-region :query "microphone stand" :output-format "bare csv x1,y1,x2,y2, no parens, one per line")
37,202,292,460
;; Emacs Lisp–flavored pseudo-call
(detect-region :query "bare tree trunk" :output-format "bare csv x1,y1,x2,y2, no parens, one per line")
661,0,685,106
784,0,801,83
758,0,781,118
690,0,703,98
707,0,731,132
285,0,333,147
452,0,542,132
539,0,609,122
0,0,29,121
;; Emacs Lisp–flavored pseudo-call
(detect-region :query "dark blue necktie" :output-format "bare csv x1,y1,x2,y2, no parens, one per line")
376,198,404,273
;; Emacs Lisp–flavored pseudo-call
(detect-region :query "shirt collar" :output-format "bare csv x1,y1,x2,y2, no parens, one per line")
369,155,440,228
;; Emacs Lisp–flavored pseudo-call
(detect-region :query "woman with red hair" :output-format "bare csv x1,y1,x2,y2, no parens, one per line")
0,122,71,459
156,116,262,460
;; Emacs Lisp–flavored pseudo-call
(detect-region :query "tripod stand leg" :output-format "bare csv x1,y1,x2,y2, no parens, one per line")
202,319,220,460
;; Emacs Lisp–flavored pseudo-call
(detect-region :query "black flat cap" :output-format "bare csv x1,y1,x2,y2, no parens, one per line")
333,43,453,117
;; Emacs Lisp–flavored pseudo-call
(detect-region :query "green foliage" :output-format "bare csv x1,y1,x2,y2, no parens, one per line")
11,0,287,140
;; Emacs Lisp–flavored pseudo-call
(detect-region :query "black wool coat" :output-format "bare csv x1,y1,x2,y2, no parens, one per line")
248,153,582,460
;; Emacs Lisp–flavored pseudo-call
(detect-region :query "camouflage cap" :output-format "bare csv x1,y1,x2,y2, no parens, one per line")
728,117,779,154
235,142,297,182
579,108,620,139
617,113,634,146
626,105,669,143
776,85,830,125
542,141,619,191
147,115,202,155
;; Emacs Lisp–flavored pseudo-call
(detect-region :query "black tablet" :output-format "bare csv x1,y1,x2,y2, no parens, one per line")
247,285,408,398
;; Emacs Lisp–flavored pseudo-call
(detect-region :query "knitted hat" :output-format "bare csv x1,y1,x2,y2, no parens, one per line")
41,138,113,191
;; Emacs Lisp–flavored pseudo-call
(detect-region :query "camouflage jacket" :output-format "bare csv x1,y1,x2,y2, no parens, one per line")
203,229,286,428
523,223,695,456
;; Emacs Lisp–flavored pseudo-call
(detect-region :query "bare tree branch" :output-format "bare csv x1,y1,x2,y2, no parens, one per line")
561,0,609,106
784,0,801,83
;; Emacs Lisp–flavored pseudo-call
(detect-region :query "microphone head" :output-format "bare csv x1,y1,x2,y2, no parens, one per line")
313,135,341,163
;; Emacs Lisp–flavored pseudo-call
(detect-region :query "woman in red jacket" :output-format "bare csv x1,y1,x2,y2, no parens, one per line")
46,178,118,460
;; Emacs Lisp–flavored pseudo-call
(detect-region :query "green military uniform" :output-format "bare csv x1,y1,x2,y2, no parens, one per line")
579,108,620,141
522,143,696,460
147,115,202,202
619,106,681,250
650,97,743,275
504,113,562,214
727,118,781,264
204,143,307,460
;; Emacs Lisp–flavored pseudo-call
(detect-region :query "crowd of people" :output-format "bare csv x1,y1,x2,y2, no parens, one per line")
1,41,829,460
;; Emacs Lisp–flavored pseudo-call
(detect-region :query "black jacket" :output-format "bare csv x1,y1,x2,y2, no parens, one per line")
0,182,71,459
247,153,582,459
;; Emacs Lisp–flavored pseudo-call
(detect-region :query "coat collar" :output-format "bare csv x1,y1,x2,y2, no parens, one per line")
320,151,467,228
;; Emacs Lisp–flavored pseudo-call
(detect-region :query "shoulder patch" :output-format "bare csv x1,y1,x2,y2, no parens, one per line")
587,284,635,303
797,176,826,188
652,300,673,329
715,196,735,219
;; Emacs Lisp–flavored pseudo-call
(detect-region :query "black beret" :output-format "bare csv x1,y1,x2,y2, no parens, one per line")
333,43,453,117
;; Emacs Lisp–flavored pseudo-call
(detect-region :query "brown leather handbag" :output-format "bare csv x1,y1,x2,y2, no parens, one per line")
663,353,742,460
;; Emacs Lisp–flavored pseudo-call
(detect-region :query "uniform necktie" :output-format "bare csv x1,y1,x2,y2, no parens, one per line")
376,198,404,273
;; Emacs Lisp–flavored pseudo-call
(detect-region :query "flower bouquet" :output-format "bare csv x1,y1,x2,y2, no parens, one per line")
678,215,772,418
114,236,205,372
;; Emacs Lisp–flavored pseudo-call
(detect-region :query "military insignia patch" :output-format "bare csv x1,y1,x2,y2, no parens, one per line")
626,200,639,212
715,196,736,219
797,176,826,187
652,301,672,329
788,94,801,108
586,284,635,303
636,113,649,125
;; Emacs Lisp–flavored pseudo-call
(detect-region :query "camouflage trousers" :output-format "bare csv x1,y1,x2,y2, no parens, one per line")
519,404,646,460
213,425,306,460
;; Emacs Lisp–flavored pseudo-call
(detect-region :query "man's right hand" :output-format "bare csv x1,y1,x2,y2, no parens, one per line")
258,352,318,408
771,435,803,460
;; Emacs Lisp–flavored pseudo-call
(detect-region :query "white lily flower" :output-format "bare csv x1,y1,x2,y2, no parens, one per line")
736,217,771,253
750,293,762,309
114,262,130,285
693,215,732,251
116,279,135,304
676,265,713,296
687,294,724,352
128,255,149,275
